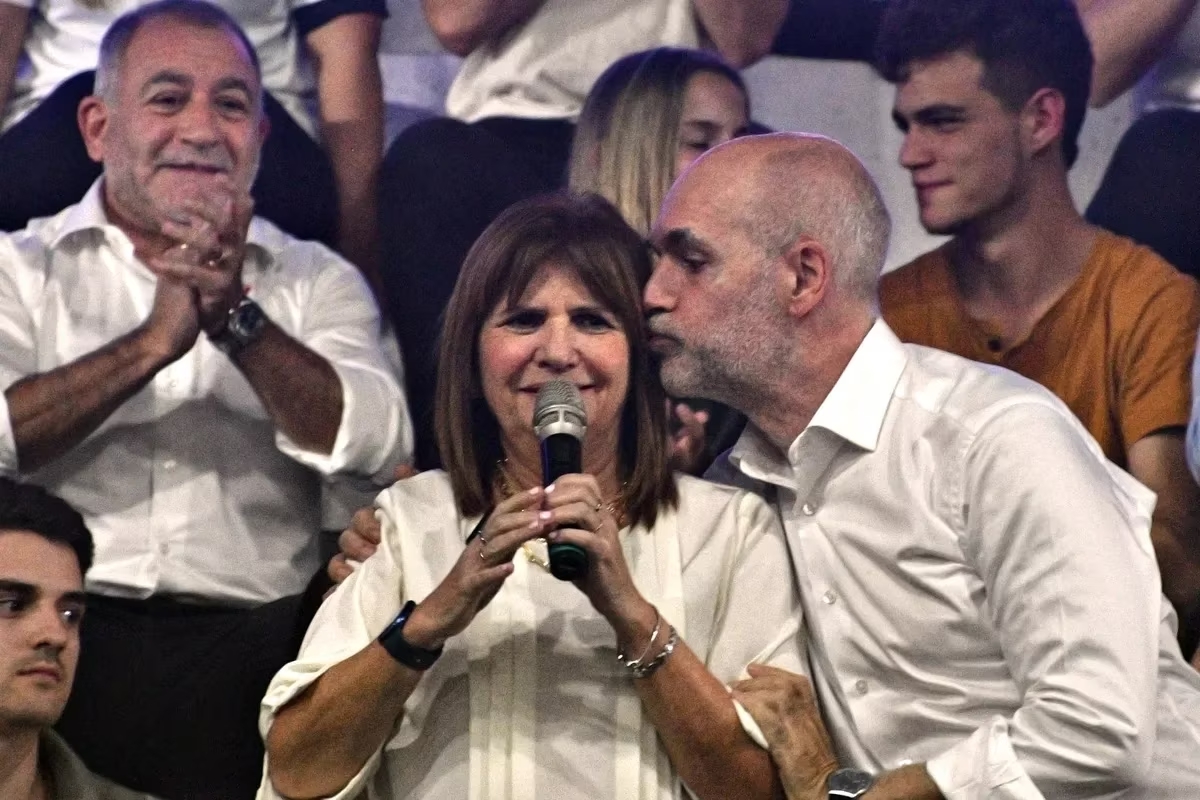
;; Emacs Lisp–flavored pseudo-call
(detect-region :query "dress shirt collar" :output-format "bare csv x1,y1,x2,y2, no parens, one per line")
729,318,908,483
50,178,277,270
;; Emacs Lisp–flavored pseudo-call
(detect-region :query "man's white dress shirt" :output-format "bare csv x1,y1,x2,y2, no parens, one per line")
719,320,1200,799
0,180,412,605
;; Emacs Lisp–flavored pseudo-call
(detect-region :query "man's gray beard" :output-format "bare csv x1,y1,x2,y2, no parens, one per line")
660,346,764,415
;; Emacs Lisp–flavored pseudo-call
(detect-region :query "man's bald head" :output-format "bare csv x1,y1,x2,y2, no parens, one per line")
671,133,891,304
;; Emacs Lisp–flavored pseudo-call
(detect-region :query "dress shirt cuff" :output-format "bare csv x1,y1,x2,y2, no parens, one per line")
925,717,1046,800
0,390,18,476
275,360,413,483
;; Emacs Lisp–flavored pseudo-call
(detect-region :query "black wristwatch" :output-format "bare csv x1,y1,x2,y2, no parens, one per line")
209,297,267,355
828,768,875,798
378,600,443,670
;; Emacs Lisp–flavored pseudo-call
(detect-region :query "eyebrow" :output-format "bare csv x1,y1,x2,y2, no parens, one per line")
142,69,191,92
0,579,87,606
141,71,254,99
213,76,254,98
660,227,710,256
0,578,35,596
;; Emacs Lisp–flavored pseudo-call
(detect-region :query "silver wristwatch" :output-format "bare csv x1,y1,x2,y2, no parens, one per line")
209,297,267,355
828,767,875,798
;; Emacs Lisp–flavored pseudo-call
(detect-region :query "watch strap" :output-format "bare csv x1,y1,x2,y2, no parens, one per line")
378,600,443,670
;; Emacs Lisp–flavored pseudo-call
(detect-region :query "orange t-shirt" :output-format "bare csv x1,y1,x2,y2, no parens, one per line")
880,231,1200,468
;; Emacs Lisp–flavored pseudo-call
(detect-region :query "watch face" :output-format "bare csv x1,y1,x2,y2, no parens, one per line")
828,768,874,798
230,299,266,339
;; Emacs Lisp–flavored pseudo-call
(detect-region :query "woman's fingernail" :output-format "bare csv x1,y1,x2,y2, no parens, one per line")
528,486,542,496
539,511,553,522
546,530,560,541
544,483,555,493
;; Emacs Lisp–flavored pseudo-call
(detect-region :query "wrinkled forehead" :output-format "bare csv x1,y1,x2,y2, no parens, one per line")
120,16,261,95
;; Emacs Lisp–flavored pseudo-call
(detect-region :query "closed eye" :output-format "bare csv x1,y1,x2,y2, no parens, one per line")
149,92,186,111
499,309,546,332
571,309,617,332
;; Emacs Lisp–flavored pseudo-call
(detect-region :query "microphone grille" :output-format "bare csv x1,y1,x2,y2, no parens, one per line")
533,380,587,440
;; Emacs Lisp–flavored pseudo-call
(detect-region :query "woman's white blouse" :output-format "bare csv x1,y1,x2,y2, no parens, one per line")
258,471,803,800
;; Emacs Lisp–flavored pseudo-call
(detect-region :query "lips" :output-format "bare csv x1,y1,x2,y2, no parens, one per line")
156,162,230,176
647,330,681,355
16,664,63,683
913,181,949,204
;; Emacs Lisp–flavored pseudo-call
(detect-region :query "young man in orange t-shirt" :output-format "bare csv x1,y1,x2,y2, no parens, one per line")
876,0,1200,658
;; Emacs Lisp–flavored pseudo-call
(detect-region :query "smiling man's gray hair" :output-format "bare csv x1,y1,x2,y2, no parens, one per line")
94,0,262,103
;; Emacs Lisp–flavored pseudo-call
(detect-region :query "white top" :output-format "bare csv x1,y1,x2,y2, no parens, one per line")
258,471,804,800
0,180,413,606
444,0,701,123
0,0,381,134
1136,5,1200,112
715,320,1200,799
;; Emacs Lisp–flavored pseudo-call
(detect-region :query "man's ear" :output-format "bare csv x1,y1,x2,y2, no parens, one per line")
1021,87,1066,158
780,235,831,319
77,96,109,164
257,109,270,146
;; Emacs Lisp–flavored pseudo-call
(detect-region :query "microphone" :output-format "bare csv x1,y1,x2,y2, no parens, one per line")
533,380,589,581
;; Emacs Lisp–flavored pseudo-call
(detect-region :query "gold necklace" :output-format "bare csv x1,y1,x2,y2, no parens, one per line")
492,460,628,571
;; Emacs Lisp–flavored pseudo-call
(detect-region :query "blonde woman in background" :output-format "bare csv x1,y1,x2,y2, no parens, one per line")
570,47,752,469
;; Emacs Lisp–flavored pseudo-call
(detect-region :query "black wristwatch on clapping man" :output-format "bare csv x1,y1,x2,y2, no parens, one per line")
209,297,267,355
378,600,443,670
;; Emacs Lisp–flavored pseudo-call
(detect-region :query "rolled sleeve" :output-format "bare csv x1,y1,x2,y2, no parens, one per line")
946,402,1160,796
272,258,413,483
0,391,16,476
258,504,402,799
0,235,37,475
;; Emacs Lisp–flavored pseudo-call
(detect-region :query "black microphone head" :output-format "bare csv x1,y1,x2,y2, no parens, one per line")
533,380,587,442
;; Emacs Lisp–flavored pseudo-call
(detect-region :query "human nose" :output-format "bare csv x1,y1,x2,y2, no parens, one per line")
643,259,676,315
898,129,930,171
178,100,221,148
534,319,579,370
24,602,70,651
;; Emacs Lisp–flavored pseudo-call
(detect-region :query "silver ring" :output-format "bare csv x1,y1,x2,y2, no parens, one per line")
477,533,489,560
594,500,603,513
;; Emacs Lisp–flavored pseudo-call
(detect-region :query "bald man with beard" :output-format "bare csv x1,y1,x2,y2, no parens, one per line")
643,132,1200,799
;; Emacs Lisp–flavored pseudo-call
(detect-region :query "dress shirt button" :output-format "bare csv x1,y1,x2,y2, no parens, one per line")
821,590,837,605
801,501,817,516
159,543,170,555
854,679,869,695
162,459,177,470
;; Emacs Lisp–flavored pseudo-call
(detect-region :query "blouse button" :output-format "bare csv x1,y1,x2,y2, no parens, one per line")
821,590,837,605
801,501,817,516
854,679,869,695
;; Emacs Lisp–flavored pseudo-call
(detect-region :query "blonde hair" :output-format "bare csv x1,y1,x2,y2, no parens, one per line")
568,48,747,236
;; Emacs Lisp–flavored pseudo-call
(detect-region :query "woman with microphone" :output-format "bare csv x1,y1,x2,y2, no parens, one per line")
258,193,801,800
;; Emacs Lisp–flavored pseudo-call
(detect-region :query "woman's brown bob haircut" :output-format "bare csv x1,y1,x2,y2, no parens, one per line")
435,192,678,528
